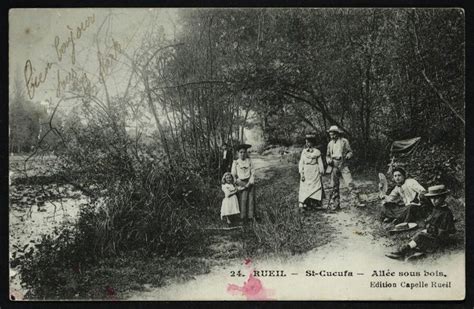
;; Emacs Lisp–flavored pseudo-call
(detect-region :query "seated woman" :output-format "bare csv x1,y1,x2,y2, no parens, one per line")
386,184,456,260
380,167,432,224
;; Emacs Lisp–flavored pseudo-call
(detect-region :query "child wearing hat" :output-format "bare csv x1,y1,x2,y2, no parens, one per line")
386,184,456,260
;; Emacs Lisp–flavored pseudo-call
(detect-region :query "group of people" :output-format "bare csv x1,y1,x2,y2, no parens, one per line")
217,125,457,260
220,143,257,226
298,125,361,212
381,167,456,260
218,124,361,226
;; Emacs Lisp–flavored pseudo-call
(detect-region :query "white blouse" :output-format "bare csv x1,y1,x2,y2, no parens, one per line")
299,148,325,174
231,158,255,184
386,178,426,205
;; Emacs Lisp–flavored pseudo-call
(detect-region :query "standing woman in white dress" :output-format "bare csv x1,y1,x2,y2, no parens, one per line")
231,144,257,224
299,133,325,211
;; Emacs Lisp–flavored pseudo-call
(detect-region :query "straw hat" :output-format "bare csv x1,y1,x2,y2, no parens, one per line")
235,144,252,151
424,185,450,197
327,125,343,134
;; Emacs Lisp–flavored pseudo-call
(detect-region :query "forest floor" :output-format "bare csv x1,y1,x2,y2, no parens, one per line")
9,153,465,300
125,153,465,300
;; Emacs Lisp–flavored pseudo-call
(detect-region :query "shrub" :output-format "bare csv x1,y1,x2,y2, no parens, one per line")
392,142,464,197
18,116,223,298
18,225,85,299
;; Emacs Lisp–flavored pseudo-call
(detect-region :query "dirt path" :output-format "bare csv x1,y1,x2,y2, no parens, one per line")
125,154,463,300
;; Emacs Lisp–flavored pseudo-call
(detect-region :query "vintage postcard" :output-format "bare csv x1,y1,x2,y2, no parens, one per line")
8,8,465,301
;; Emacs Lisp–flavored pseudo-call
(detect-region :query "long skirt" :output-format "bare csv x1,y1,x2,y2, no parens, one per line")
236,178,256,219
299,163,324,205
381,202,409,222
381,200,432,223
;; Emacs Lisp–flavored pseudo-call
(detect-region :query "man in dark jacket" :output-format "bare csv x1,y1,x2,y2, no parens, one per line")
220,143,234,175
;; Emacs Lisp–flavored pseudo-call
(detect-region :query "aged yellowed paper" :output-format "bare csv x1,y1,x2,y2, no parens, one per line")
9,8,465,301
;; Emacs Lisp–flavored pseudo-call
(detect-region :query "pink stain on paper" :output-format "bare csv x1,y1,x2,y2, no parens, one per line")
227,259,274,300
227,258,273,300
105,285,118,301
10,289,24,301
227,273,274,300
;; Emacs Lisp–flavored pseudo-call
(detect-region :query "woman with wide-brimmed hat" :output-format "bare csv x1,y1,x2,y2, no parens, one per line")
298,133,325,211
231,144,257,224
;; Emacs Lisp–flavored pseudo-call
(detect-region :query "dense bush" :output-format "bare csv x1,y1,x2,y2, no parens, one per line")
388,141,464,197
18,225,83,298
18,111,223,297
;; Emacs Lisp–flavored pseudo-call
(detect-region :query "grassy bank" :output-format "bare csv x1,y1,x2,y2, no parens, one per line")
16,157,338,299
244,163,335,257
22,255,213,300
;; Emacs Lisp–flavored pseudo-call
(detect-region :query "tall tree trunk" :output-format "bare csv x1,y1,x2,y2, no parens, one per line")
240,109,250,143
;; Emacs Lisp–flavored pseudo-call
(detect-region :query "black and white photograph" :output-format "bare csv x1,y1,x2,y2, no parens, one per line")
8,8,465,300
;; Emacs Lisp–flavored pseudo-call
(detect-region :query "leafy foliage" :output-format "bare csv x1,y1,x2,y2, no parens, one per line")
173,9,464,163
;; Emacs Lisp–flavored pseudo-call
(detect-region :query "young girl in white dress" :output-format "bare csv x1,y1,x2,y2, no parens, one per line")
221,172,241,225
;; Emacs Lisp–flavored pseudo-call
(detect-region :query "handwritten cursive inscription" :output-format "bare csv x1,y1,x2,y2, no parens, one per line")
98,38,122,83
24,14,97,99
54,14,96,65
24,60,53,100
56,68,97,98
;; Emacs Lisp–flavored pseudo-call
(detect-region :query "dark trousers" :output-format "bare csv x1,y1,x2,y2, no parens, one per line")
413,231,443,253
